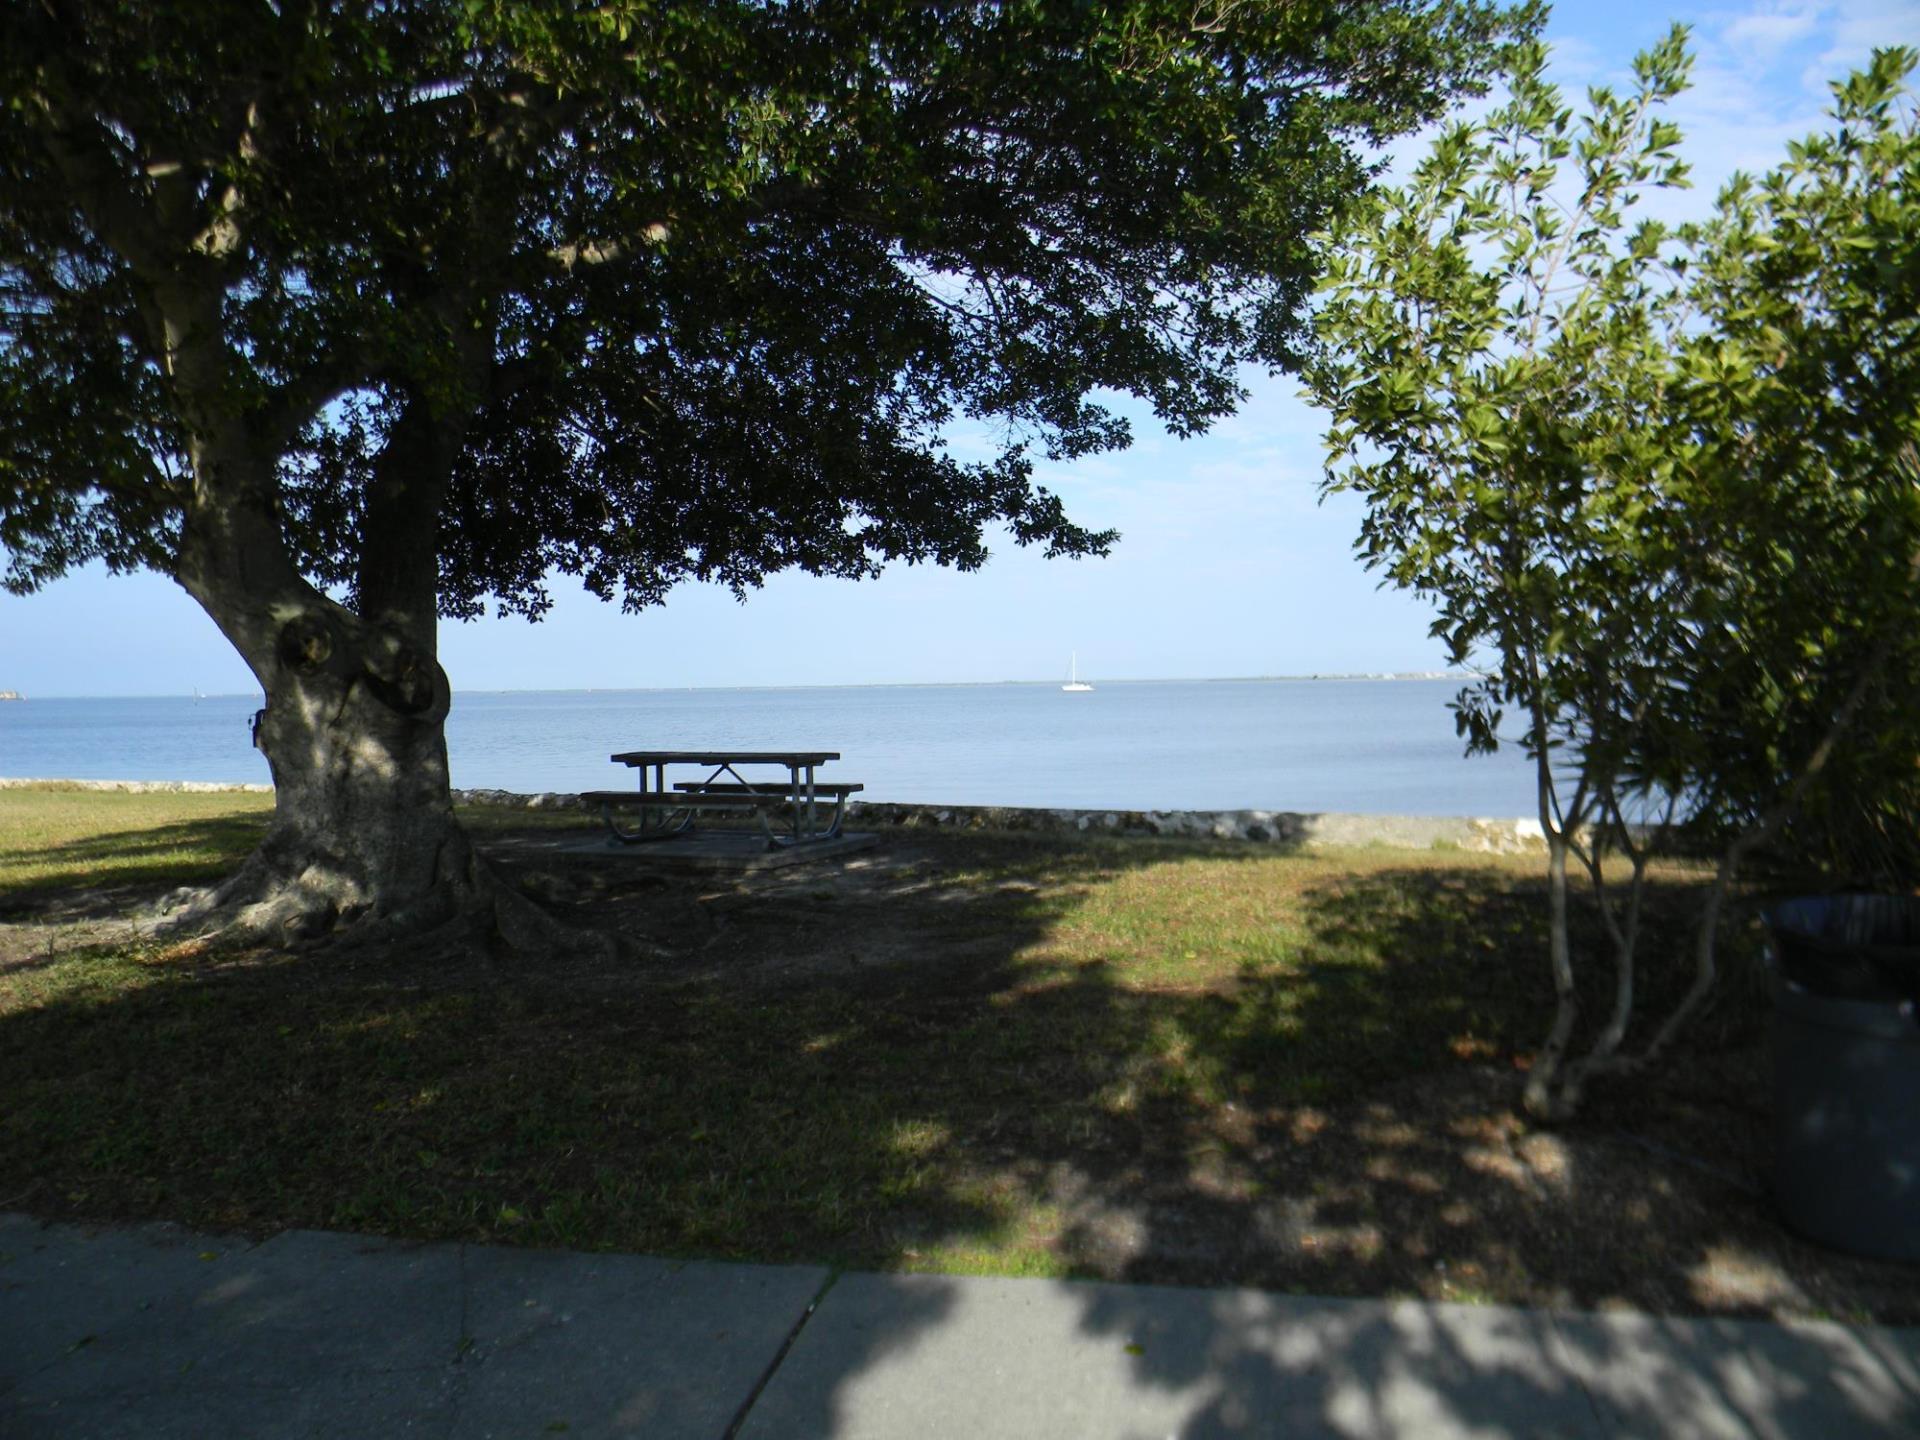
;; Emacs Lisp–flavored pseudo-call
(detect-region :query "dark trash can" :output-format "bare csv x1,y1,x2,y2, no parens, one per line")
1764,896,1920,1263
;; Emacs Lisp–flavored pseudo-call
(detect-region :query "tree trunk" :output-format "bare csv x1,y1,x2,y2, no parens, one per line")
1518,683,1579,1121
160,424,569,955
206,620,470,937
1523,827,1578,1119
1557,822,1650,1114
163,590,553,949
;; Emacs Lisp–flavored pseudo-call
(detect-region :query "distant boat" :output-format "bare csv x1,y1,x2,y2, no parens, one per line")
1061,654,1093,692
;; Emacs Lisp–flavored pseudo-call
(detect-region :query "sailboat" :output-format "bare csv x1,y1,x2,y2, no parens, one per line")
1061,653,1094,692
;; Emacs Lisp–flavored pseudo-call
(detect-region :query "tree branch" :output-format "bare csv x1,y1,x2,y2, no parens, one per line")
259,360,370,458
30,97,174,277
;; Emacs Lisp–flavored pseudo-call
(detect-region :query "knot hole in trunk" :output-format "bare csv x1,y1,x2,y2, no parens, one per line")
362,637,442,718
276,614,335,673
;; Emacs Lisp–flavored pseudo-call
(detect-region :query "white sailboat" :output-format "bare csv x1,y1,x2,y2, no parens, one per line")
1061,653,1093,692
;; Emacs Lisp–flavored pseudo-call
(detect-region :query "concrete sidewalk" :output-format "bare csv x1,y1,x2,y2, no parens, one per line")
2,1214,1914,1439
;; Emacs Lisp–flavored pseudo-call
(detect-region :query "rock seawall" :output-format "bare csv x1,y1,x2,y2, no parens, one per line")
450,790,1548,854
0,777,274,794
0,779,1548,853
839,801,1547,853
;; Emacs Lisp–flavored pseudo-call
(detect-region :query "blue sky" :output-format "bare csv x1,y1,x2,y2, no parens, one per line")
3,0,1913,698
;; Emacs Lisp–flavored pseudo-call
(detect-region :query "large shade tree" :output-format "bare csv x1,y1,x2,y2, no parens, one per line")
2,1,1528,945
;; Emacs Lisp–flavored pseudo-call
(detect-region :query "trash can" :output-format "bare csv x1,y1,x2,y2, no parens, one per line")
1764,896,1920,1263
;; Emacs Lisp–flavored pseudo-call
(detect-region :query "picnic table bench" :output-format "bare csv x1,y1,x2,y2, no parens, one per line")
584,749,859,848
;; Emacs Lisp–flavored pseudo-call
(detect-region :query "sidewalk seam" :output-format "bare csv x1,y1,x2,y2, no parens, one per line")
721,1269,840,1440
437,1242,473,1440
1542,1309,1611,1437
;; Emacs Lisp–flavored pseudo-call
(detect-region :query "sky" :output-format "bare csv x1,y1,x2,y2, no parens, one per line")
2,0,1914,698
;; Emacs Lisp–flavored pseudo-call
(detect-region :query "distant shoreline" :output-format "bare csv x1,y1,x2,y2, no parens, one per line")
1,673,1474,702
478,673,1473,696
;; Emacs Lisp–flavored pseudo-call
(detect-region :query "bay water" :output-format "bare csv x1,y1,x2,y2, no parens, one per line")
0,679,1537,816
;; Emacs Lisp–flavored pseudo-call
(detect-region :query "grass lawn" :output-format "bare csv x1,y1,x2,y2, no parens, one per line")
0,785,1909,1323
0,785,273,898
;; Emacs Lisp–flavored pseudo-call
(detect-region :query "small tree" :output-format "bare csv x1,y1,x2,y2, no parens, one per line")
1,1,1529,949
1306,31,1920,1118
1305,28,1698,1116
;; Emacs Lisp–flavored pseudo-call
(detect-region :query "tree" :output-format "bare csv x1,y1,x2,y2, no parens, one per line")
1306,28,1920,1117
1629,48,1920,1053
2,1,1529,947
1306,28,1698,1116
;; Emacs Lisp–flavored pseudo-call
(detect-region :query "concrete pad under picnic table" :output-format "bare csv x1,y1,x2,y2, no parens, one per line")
0,1216,827,1439
544,828,879,870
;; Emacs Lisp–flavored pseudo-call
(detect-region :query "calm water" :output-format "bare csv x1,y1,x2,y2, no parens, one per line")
0,680,1537,816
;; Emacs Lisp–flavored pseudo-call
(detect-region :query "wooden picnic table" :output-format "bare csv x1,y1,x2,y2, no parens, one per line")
586,749,859,847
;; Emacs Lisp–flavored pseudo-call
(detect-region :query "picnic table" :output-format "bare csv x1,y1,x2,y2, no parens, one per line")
582,750,862,848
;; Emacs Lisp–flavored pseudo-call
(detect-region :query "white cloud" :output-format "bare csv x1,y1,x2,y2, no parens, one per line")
1528,4,1880,222
1810,0,1920,89
1822,0,1920,57
1722,6,1821,59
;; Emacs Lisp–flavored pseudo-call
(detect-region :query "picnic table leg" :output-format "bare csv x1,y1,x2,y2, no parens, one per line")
754,806,781,849
645,763,700,839
605,764,659,843
602,763,699,844
822,789,847,839
601,798,685,844
804,764,818,841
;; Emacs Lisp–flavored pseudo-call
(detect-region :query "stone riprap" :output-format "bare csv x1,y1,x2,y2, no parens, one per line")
449,790,1546,854
0,779,1548,853
454,788,587,811
838,802,1548,853
0,777,274,794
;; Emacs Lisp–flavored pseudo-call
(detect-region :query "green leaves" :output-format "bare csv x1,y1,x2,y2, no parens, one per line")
1304,25,1699,831
1308,29,1920,883
1,0,1534,612
1665,47,1920,876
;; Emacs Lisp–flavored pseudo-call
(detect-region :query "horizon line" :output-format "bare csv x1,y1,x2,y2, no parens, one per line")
1,671,1473,702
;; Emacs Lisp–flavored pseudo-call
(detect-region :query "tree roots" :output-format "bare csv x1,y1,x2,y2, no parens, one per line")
152,848,615,964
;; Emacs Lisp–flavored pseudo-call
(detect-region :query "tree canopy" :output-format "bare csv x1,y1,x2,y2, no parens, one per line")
3,0,1529,619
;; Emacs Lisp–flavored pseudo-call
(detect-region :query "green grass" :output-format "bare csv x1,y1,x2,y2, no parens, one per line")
0,786,273,899
0,790,1817,1317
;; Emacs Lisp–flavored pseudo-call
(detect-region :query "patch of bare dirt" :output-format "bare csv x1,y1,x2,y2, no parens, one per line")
482,829,1019,989
1004,1060,1919,1324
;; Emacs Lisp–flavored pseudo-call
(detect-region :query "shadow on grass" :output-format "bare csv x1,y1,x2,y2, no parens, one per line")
1,830,1913,1434
0,815,271,919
